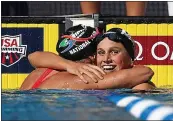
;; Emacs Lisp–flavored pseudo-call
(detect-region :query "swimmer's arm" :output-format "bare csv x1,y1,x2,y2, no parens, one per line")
95,65,154,89
28,51,74,70
28,51,105,83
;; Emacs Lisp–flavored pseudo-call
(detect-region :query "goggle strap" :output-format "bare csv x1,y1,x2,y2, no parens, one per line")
61,28,101,42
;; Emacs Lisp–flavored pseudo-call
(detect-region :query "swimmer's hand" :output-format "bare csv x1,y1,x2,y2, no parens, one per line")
66,63,106,84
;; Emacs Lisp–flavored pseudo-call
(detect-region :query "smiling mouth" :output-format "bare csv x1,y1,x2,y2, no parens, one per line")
102,65,116,71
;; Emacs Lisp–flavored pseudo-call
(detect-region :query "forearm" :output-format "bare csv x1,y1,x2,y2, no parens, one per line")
96,66,154,89
28,51,73,70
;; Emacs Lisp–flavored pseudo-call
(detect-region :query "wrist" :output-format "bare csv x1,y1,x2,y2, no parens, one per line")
64,59,75,71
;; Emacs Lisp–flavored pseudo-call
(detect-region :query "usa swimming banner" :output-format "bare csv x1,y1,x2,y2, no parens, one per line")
1,23,59,89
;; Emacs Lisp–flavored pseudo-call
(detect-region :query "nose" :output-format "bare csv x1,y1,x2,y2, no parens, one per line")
103,53,112,64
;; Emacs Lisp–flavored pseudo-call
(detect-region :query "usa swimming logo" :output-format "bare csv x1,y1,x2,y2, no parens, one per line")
1,34,27,67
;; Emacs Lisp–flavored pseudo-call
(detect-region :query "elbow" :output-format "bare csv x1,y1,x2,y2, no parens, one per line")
146,67,154,80
28,51,41,67
148,67,154,77
28,53,32,62
28,51,40,62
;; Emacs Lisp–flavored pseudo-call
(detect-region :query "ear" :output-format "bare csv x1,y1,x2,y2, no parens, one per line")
130,59,134,67
89,55,96,60
89,55,96,64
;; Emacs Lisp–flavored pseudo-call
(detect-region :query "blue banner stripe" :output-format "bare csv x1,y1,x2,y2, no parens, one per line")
140,105,162,120
125,99,143,111
107,95,126,104
107,95,173,120
163,113,173,120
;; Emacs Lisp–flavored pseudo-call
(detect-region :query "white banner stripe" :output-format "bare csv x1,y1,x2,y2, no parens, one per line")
129,100,160,118
117,96,140,107
147,107,173,120
108,95,173,120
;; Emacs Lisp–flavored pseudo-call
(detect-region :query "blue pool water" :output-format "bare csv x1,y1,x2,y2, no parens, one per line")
2,89,173,120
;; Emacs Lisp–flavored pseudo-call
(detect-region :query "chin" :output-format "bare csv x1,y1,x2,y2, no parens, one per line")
104,69,117,73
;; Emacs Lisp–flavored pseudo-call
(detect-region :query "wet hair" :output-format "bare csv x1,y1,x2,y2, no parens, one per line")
56,24,102,61
96,28,135,60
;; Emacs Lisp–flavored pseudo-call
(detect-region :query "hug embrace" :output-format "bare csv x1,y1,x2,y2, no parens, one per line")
20,24,155,90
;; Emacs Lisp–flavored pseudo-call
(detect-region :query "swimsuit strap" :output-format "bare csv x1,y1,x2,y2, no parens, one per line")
31,68,53,89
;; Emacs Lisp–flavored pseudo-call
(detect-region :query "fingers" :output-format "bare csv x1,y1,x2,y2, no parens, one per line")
77,71,88,84
79,67,99,83
78,64,106,83
68,63,105,84
87,64,106,75
82,65,104,80
83,64,106,79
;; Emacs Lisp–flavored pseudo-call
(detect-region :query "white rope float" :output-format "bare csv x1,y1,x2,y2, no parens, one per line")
107,95,173,120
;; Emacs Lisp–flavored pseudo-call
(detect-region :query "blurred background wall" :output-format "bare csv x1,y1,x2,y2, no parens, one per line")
2,1,168,16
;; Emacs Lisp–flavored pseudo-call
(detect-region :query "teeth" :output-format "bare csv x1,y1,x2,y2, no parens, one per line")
102,65,115,70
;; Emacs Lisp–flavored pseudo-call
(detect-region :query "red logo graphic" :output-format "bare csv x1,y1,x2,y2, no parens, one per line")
1,34,27,67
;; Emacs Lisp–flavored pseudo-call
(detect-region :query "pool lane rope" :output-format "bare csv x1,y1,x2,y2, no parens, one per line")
107,95,173,120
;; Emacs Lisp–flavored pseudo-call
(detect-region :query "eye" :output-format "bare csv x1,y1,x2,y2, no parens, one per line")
97,50,105,55
111,50,119,55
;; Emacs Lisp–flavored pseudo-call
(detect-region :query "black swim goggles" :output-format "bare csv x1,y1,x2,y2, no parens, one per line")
96,31,135,60
96,31,132,42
